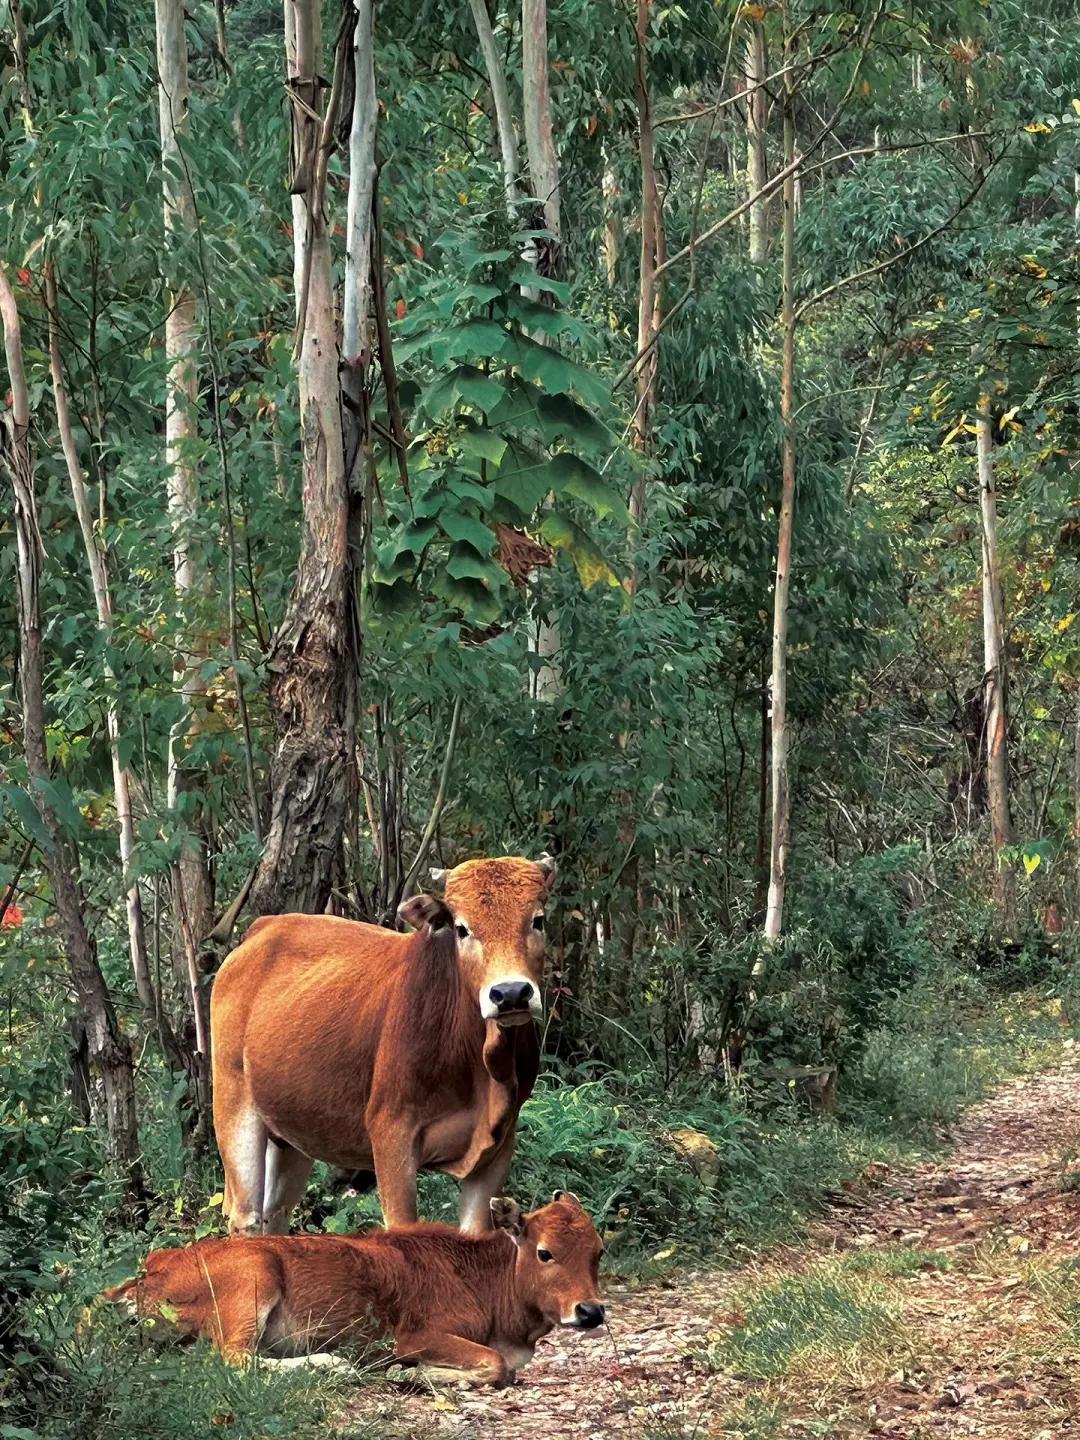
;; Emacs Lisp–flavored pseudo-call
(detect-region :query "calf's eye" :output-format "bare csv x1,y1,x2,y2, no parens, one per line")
537,1247,554,1263
532,914,545,932
455,923,470,940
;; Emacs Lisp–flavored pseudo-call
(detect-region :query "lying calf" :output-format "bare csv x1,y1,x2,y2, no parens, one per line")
103,1192,605,1385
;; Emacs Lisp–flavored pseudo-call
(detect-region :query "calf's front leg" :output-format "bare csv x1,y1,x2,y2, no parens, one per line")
395,1330,510,1387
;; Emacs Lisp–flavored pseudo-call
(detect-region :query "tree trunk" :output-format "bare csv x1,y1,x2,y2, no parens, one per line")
630,0,662,535
45,265,184,1071
250,0,356,916
602,146,622,288
1,267,143,1196
745,20,768,264
761,36,798,955
522,0,561,249
468,0,520,214
976,395,1015,918
155,0,213,949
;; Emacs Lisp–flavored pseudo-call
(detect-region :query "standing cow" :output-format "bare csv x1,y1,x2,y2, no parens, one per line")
211,855,554,1235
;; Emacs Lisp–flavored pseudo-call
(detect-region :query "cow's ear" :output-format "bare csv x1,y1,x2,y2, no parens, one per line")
490,1197,525,1240
537,852,557,895
552,1189,581,1208
397,894,453,932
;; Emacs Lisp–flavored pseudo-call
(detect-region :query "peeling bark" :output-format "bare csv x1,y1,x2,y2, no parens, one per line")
250,0,356,916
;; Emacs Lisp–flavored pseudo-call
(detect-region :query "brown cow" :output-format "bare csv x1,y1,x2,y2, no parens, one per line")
211,855,555,1234
102,1194,605,1385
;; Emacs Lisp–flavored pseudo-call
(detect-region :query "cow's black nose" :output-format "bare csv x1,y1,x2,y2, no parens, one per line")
574,1302,605,1329
490,980,534,1013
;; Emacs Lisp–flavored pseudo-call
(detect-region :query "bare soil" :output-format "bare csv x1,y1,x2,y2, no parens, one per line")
346,1056,1080,1438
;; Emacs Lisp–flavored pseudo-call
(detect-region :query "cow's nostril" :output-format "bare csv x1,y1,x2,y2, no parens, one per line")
575,1302,605,1329
492,980,534,1011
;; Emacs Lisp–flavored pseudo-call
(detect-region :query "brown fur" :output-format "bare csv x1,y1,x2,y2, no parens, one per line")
101,1198,604,1385
211,856,553,1233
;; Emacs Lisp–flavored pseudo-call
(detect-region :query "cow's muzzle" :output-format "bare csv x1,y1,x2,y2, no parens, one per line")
483,979,536,1025
564,1302,605,1330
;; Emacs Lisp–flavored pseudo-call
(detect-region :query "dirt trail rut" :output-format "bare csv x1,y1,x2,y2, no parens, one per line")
350,1058,1080,1438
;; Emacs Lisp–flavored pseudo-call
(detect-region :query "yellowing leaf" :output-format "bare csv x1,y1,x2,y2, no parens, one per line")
1073,99,1080,115
941,415,969,446
652,1247,676,1261
1057,612,1076,633
1024,122,1051,133
208,1192,224,1208
1022,852,1041,876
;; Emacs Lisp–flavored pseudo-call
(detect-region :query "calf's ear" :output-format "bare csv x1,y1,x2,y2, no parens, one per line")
490,1197,525,1239
552,1189,582,1208
397,894,453,932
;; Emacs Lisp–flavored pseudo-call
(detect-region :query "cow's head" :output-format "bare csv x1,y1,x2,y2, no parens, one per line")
491,1192,605,1330
398,855,555,1025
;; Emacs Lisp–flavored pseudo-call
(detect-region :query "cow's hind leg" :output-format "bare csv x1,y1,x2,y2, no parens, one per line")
219,1106,270,1233
263,1139,313,1235
395,1331,509,1387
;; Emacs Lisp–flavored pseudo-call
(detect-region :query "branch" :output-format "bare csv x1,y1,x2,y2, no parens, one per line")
399,696,464,901
654,0,885,284
793,151,999,321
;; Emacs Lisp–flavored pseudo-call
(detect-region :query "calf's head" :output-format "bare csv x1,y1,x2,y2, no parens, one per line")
491,1192,605,1330
398,855,555,1025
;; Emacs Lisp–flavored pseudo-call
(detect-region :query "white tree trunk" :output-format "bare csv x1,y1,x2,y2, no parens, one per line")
976,396,1014,913
343,0,378,369
468,0,519,214
522,0,561,244
155,0,212,944
45,265,169,1048
761,47,798,954
602,147,622,288
746,22,768,264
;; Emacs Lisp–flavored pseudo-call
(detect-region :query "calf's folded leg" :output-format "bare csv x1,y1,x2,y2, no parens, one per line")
395,1331,510,1387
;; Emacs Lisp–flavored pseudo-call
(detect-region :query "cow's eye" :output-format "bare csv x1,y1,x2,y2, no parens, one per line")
455,923,470,940
537,1247,554,1263
532,914,545,931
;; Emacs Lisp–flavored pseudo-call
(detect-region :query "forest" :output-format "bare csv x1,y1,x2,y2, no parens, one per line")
2,0,1080,1435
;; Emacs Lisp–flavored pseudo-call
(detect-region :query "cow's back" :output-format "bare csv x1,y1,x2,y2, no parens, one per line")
212,915,415,1166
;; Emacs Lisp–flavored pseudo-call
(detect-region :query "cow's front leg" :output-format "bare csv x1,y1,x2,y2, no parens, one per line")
368,1115,419,1227
458,1125,516,1235
395,1331,510,1387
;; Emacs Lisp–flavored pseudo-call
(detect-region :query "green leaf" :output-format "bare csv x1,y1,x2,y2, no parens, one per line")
540,514,622,590
455,423,508,467
446,544,504,587
440,511,494,554
544,453,631,523
508,266,570,302
422,365,506,418
1,784,53,853
31,776,86,838
537,392,613,454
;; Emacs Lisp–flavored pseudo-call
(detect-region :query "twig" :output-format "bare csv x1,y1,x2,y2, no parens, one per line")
399,697,464,902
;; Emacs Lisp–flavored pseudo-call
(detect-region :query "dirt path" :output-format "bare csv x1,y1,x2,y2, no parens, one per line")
349,1058,1080,1439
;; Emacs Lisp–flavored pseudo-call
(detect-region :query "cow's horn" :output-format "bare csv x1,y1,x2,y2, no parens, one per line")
429,867,446,884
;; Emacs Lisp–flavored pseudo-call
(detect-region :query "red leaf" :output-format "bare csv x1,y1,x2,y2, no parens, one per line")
410,240,424,260
17,268,31,285
2,904,25,928
395,298,406,320
586,115,598,138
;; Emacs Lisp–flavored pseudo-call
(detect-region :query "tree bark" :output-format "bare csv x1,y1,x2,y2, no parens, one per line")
155,0,213,949
1,266,143,1195
522,0,561,249
629,0,662,537
746,20,768,264
468,0,520,214
250,0,356,916
45,265,184,1070
761,33,798,955
976,395,1015,918
602,146,622,288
